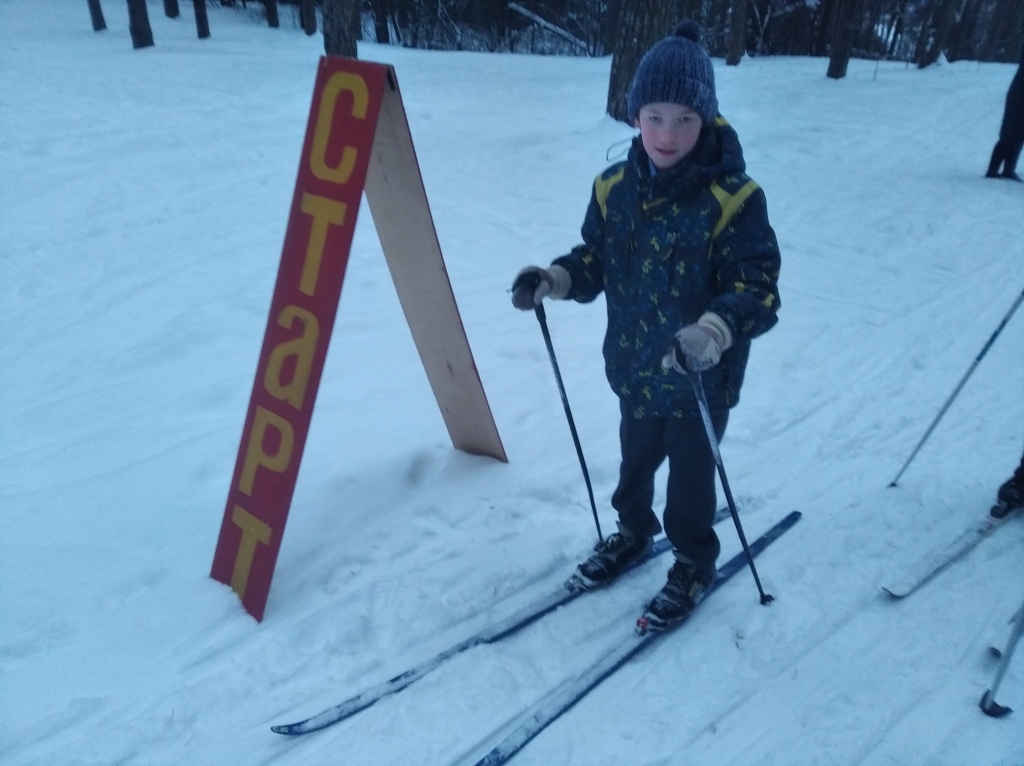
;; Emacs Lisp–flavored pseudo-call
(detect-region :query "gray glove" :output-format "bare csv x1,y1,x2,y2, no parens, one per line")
662,314,733,373
511,265,571,310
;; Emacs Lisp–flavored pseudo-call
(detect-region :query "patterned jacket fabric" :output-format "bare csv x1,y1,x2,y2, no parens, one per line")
552,117,781,418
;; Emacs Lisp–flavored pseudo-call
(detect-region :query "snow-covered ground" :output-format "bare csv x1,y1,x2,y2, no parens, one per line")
3,2,1023,764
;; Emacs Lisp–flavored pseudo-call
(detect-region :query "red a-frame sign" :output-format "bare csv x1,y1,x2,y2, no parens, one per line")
210,57,505,621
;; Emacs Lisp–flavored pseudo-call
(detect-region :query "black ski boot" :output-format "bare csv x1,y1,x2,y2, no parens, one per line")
637,559,716,632
993,461,1024,518
566,529,652,591
1000,144,1022,182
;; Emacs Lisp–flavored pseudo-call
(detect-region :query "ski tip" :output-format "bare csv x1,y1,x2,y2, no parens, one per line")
988,645,1003,660
271,720,319,736
980,690,1013,718
880,586,906,600
635,615,675,634
564,573,591,594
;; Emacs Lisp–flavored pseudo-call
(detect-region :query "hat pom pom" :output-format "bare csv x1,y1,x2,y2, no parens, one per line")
674,19,703,44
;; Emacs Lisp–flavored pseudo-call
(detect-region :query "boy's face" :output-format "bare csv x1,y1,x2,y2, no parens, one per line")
634,102,703,170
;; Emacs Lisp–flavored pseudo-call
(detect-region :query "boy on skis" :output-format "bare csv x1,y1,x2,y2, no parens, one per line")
511,21,781,629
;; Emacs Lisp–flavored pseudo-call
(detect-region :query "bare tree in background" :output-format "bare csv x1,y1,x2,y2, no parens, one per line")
726,0,748,64
945,0,983,61
88,0,106,31
323,0,360,56
917,0,959,66
826,0,862,78
192,0,1017,66
264,0,279,29
369,0,391,43
164,0,179,18
195,0,210,38
981,0,1024,62
127,0,154,48
606,1,679,122
301,0,317,36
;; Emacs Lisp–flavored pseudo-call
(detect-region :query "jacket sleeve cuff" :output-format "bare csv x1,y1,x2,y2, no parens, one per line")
698,311,734,351
547,264,572,300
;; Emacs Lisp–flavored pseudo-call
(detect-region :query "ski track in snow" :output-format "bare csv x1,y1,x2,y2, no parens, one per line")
2,2,1024,765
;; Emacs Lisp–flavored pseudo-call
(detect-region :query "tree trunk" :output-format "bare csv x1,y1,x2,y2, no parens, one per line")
813,0,838,56
163,0,179,18
127,0,154,48
984,0,1024,62
301,0,317,36
946,0,981,62
265,0,279,29
603,0,623,55
88,0,107,31
606,0,678,123
726,0,748,65
918,0,960,67
912,0,935,64
322,0,360,56
991,0,1024,62
826,0,861,78
369,0,390,43
195,0,210,39
887,10,903,57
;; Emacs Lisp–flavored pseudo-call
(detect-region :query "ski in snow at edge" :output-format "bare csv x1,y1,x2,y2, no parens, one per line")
272,506,739,735
882,503,1021,599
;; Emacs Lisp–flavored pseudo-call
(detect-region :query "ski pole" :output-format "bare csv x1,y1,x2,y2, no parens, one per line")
534,302,603,543
687,369,773,605
980,589,1024,717
890,285,1024,487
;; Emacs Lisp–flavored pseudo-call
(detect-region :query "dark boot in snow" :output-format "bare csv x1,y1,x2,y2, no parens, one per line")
987,142,1005,177
638,558,716,631
1000,144,1022,181
994,460,1024,517
568,529,652,590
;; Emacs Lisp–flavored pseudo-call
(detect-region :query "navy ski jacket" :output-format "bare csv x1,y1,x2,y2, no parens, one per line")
553,117,781,418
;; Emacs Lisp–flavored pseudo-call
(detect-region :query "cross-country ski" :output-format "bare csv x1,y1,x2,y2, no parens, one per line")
881,505,1021,599
465,512,801,766
272,508,732,735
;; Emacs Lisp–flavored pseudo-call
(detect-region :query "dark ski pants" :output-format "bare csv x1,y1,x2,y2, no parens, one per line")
611,402,728,575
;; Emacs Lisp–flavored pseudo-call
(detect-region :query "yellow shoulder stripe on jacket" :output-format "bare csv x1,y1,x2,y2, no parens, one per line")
710,179,760,239
594,167,626,219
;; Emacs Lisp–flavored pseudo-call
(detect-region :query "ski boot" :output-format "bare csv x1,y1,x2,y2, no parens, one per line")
565,529,652,591
992,461,1024,519
636,558,716,633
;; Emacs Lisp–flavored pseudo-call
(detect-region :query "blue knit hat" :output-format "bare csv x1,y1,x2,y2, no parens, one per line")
627,20,718,125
